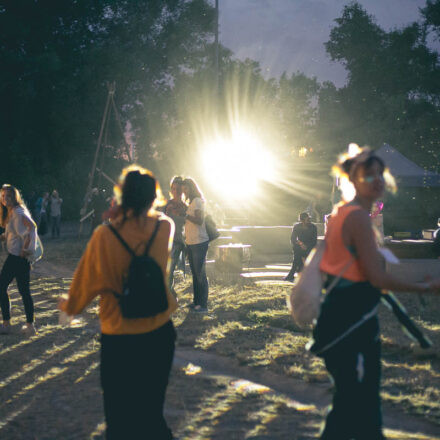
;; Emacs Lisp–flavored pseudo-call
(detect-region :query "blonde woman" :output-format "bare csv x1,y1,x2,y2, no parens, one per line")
59,166,178,439
182,177,209,313
0,184,37,335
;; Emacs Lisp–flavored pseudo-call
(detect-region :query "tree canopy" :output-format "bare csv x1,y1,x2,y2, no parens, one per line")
1,0,440,223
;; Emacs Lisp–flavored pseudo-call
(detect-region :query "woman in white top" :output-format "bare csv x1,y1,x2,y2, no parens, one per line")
182,178,209,313
0,184,37,334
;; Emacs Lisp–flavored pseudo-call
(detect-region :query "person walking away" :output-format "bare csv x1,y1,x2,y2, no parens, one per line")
310,147,440,440
182,177,209,313
284,212,317,282
0,184,38,335
50,190,63,238
59,166,178,440
165,176,187,295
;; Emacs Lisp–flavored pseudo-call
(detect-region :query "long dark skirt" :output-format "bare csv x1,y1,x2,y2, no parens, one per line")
100,321,176,440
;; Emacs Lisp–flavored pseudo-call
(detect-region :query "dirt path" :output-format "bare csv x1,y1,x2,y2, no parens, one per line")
0,258,437,439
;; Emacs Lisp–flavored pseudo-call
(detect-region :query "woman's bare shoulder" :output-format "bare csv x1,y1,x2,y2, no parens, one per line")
344,208,372,233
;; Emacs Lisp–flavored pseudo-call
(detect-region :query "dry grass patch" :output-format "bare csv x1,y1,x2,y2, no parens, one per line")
174,278,440,425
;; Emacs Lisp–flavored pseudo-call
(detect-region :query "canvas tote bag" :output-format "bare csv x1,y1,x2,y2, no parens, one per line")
288,241,354,328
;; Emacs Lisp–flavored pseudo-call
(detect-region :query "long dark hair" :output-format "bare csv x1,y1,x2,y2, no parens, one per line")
113,165,165,223
182,177,204,203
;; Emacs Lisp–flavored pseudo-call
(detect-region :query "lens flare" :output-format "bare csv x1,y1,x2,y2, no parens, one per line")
202,129,276,199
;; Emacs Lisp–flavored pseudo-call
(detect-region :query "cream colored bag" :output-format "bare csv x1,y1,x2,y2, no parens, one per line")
288,241,353,328
288,242,325,328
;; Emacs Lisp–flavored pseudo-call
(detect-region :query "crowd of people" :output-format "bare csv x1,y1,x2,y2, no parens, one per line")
27,190,63,238
1,148,440,439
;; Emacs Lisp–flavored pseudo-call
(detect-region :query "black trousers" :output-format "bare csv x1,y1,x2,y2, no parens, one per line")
0,254,34,323
321,329,385,440
100,321,176,440
285,244,310,280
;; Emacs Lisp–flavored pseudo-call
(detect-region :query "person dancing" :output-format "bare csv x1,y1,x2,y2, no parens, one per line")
59,166,178,439
0,184,37,335
311,147,440,440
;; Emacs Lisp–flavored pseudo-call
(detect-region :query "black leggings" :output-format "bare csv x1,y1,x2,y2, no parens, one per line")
100,321,176,440
0,254,34,323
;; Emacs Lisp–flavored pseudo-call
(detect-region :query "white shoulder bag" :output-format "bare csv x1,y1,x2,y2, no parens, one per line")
288,241,354,328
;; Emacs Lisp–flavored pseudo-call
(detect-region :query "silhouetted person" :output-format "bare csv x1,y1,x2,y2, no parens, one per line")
284,212,317,282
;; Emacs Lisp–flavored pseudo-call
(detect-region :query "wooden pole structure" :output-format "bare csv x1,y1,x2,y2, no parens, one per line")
79,82,115,235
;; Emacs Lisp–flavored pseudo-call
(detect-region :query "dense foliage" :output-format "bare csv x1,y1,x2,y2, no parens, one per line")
1,1,440,226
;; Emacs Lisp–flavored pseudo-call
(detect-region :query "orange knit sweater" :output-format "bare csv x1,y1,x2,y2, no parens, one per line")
62,214,178,335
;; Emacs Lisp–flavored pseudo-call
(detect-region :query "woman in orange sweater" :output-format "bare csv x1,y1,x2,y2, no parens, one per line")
59,166,178,440
312,148,440,440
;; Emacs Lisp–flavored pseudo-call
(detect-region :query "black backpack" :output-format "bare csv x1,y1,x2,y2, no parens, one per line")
108,221,168,319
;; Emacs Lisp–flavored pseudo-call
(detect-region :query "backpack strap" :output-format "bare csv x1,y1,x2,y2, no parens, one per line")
107,224,136,257
144,220,161,256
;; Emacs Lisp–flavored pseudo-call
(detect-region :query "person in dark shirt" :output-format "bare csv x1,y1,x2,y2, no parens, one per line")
164,176,187,294
284,212,317,282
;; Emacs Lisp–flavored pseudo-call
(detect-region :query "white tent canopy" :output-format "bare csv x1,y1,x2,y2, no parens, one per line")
375,144,440,187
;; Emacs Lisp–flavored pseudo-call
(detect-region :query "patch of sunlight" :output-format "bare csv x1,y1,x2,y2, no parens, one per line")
183,363,202,376
0,402,31,430
75,361,99,384
285,399,316,411
31,298,53,307
248,332,309,367
33,308,61,319
285,363,307,376
231,379,271,395
383,360,440,377
195,321,252,350
421,323,440,331
247,309,290,323
241,271,287,278
0,338,77,390
265,265,290,270
255,280,292,286
384,428,440,439
381,390,440,411
7,366,69,403
89,421,106,439
0,325,59,356
246,402,281,437
61,343,99,364
267,393,317,412
178,388,244,439
70,318,86,328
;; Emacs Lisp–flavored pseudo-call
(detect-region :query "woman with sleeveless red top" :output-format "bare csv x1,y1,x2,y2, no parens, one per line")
312,147,440,440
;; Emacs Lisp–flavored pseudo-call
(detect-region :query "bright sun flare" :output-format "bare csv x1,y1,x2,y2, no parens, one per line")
202,129,276,199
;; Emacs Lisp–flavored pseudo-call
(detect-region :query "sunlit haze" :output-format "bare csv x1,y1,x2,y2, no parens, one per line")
202,128,277,199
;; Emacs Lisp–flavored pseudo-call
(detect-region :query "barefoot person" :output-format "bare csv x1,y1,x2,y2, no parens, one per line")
182,177,210,313
0,184,37,335
311,147,440,440
59,166,178,439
